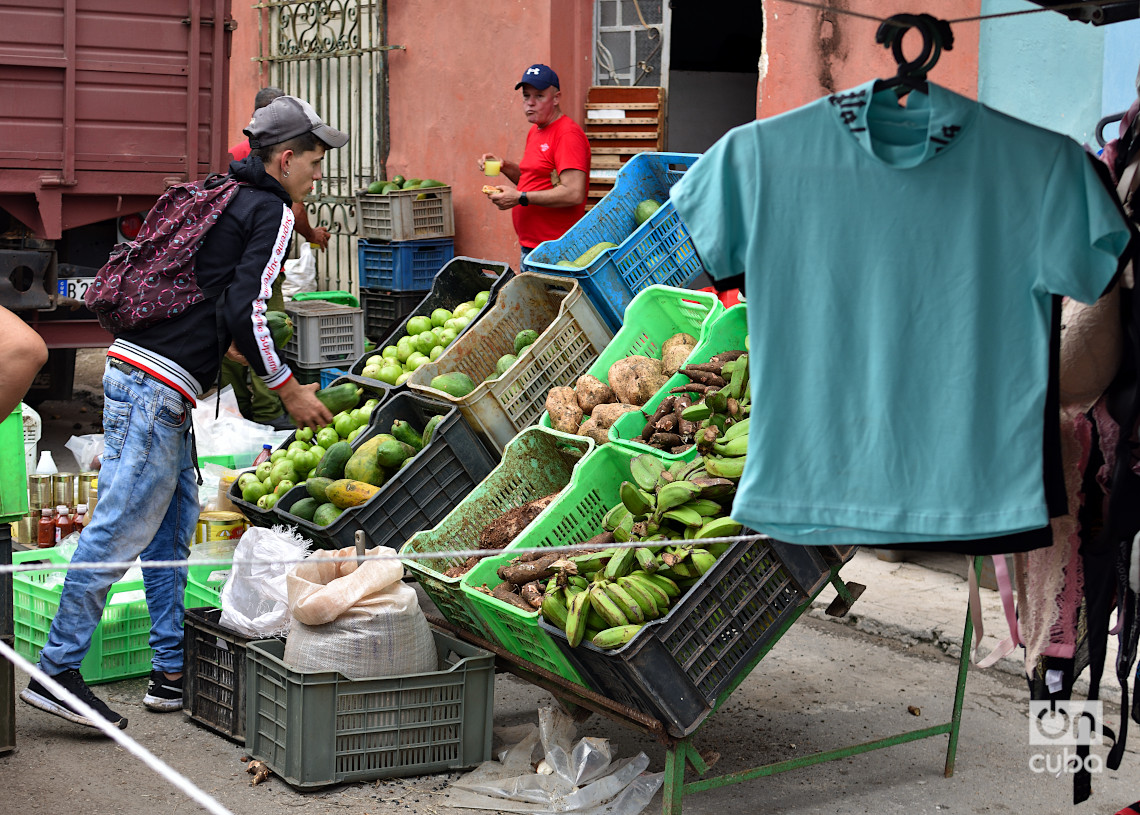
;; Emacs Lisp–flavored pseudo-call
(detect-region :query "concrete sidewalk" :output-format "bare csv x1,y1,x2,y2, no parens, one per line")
812,548,1123,703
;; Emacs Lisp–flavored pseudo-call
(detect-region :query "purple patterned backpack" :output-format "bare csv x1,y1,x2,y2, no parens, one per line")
85,176,241,333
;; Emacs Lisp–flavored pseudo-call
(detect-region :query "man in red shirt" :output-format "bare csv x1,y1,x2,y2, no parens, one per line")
481,64,591,266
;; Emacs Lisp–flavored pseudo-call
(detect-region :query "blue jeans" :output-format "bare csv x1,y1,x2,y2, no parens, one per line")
520,246,533,270
38,361,198,675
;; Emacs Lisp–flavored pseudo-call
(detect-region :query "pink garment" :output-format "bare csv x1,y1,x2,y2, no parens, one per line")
1015,409,1090,674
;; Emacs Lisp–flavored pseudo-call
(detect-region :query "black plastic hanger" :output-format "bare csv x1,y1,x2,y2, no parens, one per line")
873,13,954,99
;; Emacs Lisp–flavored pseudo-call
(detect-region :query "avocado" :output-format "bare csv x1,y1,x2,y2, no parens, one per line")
495,354,517,376
634,199,662,226
430,372,477,398
514,329,539,354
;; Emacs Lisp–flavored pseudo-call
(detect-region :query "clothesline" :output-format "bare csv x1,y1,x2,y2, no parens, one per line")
769,0,1128,25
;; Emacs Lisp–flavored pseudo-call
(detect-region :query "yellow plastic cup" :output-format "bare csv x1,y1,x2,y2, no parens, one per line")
484,159,501,177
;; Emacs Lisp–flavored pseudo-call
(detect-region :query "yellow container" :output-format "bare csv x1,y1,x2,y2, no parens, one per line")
195,511,246,546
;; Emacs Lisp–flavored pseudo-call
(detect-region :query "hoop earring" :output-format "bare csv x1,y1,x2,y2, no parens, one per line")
283,170,290,178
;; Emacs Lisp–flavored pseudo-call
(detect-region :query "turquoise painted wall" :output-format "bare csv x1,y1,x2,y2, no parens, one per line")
978,0,1106,144
1102,19,1140,121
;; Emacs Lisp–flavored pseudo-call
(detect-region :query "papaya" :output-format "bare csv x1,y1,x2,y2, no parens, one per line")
316,383,362,414
311,502,343,527
417,179,446,189
287,497,320,522
344,435,389,486
266,311,293,348
374,436,411,469
366,180,386,194
326,479,381,509
430,372,476,398
390,419,424,452
570,241,617,268
306,476,335,502
313,441,352,480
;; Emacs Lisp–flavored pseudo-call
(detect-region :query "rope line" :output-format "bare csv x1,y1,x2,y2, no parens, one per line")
0,638,235,815
0,534,771,576
769,0,1128,25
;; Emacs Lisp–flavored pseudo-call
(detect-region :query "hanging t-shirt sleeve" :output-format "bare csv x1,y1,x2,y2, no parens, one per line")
671,124,758,281
1037,141,1131,304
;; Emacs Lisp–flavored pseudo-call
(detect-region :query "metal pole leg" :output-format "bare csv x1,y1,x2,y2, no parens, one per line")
663,740,688,815
944,555,981,777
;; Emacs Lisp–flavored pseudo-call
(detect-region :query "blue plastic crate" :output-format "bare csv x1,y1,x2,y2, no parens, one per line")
318,367,349,388
523,152,703,332
358,238,456,291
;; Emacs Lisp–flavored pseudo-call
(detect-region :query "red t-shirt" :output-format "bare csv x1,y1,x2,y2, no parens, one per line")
229,138,251,162
512,115,591,248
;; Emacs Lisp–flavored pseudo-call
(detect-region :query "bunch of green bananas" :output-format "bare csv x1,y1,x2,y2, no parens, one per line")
540,543,720,649
673,352,750,470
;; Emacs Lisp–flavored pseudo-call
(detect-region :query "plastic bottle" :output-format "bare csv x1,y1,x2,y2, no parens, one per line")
252,444,273,466
73,503,88,533
37,507,55,547
36,450,58,476
54,504,73,543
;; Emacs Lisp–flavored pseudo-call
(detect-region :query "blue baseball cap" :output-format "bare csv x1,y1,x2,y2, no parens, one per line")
515,64,560,91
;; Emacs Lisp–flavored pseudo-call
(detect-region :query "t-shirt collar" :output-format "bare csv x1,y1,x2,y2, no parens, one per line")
828,80,975,168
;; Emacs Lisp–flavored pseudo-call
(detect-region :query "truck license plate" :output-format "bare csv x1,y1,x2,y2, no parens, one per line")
58,277,95,300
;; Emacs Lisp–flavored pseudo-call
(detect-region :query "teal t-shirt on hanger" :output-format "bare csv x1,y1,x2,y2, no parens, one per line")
672,81,1131,546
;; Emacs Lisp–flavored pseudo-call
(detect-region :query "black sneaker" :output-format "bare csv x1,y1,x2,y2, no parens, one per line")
143,669,183,712
20,668,128,730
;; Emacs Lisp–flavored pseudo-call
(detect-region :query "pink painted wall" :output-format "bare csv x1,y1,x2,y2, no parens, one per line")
760,1,980,118
227,1,266,154
387,0,593,268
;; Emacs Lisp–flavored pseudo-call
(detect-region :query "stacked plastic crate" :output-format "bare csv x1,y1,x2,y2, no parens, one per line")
355,186,457,341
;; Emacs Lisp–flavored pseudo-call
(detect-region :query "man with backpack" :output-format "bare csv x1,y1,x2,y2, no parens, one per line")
20,96,346,730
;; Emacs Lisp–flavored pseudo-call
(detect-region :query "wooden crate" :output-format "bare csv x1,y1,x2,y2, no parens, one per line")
583,86,665,208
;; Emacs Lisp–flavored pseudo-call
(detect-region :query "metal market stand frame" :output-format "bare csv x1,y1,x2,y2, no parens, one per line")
428,556,981,815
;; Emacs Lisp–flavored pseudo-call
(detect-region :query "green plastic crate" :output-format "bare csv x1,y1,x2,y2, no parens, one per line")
245,629,494,788
609,303,748,463
538,284,724,434
185,558,232,609
0,407,29,523
459,442,697,687
401,426,593,683
11,547,214,684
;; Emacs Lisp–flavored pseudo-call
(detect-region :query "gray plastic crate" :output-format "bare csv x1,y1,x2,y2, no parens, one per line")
245,629,494,788
282,300,364,368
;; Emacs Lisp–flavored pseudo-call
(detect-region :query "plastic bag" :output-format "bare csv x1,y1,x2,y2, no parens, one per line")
283,545,437,679
219,525,310,638
65,433,104,471
281,241,317,299
447,706,663,814
191,385,292,464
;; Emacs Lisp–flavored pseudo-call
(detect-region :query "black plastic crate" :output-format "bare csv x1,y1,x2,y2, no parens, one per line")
228,376,393,528
351,257,514,380
1,527,12,639
274,391,499,550
539,536,830,737
183,607,260,743
361,288,427,344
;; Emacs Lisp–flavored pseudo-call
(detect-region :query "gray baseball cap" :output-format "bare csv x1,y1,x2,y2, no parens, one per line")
244,95,348,150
